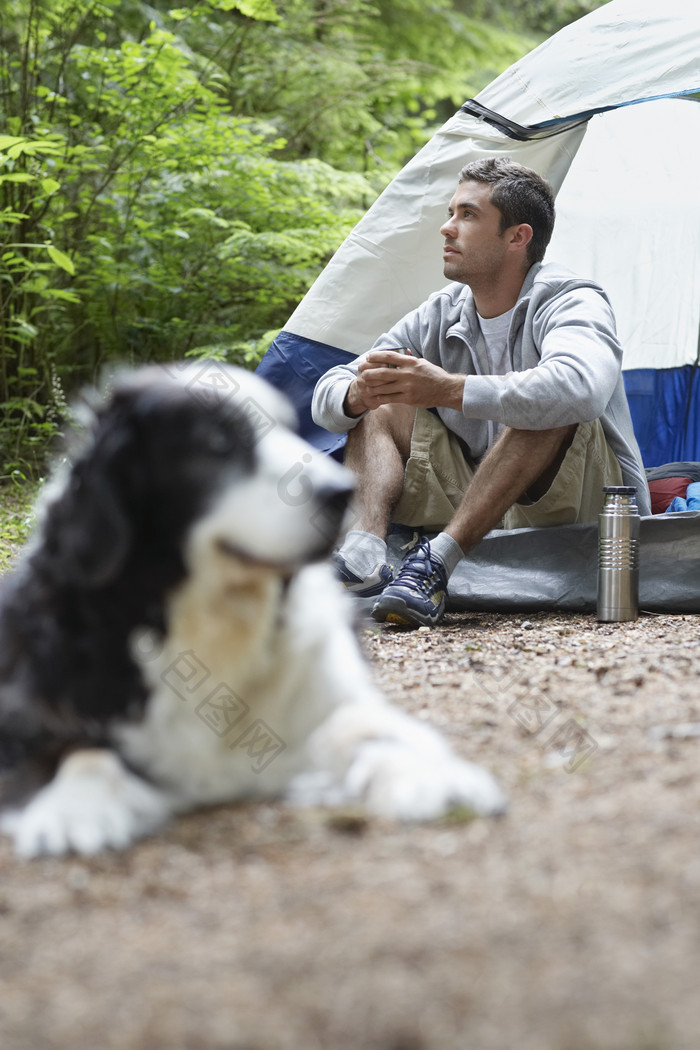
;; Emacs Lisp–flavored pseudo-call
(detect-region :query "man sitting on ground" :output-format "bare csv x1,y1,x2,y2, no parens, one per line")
311,157,649,628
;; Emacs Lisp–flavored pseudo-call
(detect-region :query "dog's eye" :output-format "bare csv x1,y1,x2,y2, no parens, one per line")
196,420,255,466
206,430,234,454
192,417,239,455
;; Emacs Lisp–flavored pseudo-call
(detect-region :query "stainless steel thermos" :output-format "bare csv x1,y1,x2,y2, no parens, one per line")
597,486,640,622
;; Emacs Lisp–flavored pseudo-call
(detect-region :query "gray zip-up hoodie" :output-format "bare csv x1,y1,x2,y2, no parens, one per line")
311,262,650,514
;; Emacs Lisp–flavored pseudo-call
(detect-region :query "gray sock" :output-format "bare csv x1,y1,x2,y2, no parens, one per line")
428,532,464,578
339,530,388,577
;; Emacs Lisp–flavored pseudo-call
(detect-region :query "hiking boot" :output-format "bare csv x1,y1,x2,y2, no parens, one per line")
334,551,394,597
371,538,448,627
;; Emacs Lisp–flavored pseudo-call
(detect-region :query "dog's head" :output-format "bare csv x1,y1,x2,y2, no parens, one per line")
0,362,354,728
38,361,354,589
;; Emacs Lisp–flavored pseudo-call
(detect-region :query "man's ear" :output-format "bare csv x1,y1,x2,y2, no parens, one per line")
508,223,533,252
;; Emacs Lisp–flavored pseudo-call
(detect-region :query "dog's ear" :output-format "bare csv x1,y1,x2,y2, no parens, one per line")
44,420,137,589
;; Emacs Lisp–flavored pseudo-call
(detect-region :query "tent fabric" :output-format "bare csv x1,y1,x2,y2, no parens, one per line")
545,99,700,376
543,97,700,466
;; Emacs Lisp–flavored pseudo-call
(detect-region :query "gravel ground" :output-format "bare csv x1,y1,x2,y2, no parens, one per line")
2,607,700,1050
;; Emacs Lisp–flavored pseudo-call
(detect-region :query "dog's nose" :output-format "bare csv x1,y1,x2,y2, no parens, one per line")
317,482,354,517
311,482,355,551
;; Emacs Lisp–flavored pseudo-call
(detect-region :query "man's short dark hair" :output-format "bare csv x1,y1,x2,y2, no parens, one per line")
458,157,555,266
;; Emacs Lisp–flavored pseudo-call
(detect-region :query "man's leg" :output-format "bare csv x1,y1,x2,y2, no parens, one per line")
344,402,416,537
444,424,578,552
372,424,578,626
334,404,416,595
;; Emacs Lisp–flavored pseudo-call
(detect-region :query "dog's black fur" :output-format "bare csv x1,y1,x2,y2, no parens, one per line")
0,375,259,794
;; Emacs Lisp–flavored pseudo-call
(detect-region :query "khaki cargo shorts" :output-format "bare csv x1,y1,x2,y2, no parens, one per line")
391,408,623,532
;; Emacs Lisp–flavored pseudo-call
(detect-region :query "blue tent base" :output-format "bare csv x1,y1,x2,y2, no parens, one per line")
381,515,700,614
256,331,353,458
624,365,700,466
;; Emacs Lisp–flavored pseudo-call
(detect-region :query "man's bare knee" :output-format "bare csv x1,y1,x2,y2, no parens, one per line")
346,403,416,463
509,423,578,500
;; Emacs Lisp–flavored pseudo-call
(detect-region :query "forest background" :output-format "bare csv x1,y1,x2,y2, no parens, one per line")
0,0,607,480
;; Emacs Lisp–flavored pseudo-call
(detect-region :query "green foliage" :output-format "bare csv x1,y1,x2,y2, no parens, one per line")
74,131,372,363
0,0,567,474
219,0,533,169
500,0,608,37
0,0,379,471
0,478,37,573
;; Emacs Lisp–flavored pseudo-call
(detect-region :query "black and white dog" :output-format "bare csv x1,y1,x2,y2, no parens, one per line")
0,362,505,857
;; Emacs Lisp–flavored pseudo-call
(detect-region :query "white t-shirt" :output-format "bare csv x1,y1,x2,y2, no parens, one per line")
467,306,515,457
477,307,515,376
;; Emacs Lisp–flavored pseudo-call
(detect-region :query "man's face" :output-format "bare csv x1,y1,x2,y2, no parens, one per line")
440,180,509,286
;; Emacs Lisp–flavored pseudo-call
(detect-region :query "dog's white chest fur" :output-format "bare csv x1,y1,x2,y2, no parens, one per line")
119,562,360,805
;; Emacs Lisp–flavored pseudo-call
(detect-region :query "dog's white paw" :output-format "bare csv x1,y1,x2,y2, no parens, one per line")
345,741,507,822
0,749,172,858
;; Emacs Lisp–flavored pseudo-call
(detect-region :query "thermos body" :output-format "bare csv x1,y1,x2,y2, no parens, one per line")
597,486,640,623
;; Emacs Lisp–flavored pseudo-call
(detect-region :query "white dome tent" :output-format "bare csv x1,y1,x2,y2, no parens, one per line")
258,0,700,468
256,0,700,611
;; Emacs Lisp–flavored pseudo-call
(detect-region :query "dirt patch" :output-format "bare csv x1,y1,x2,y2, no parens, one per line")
2,609,700,1050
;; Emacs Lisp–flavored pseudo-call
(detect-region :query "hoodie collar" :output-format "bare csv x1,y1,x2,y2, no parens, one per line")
452,262,543,342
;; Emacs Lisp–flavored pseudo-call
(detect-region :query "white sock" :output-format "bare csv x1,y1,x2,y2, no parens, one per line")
339,530,388,577
428,532,464,578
